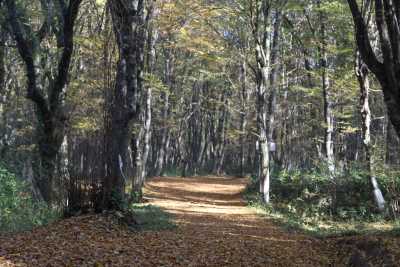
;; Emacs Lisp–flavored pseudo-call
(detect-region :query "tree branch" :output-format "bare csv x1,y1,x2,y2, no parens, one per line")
35,0,51,43
347,0,385,80
375,0,397,87
5,0,49,117
382,0,400,68
49,0,82,112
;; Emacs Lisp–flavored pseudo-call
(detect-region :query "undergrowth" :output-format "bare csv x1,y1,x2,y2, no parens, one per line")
244,166,400,238
0,164,60,233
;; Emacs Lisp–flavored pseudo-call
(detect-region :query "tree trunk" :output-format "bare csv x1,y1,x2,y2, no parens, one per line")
155,49,174,176
386,120,400,165
131,2,156,199
132,127,144,199
155,93,169,176
213,89,228,175
347,0,389,212
318,0,335,177
239,57,248,177
5,0,82,204
259,134,270,203
347,0,400,138
140,87,152,181
103,0,147,210
356,52,386,212
252,2,282,203
0,31,6,159
267,10,282,173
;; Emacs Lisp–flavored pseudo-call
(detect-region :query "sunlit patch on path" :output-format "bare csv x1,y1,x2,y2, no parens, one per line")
143,176,337,266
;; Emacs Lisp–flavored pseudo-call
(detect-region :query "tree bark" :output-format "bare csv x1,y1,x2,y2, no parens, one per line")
5,0,82,204
251,1,282,203
239,57,248,177
155,48,174,176
131,0,156,200
347,0,400,138
356,53,386,212
319,1,335,176
103,0,147,210
386,120,400,165
213,89,228,175
0,28,7,159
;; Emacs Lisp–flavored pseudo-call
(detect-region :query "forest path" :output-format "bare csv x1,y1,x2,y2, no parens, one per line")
142,176,337,266
0,176,352,267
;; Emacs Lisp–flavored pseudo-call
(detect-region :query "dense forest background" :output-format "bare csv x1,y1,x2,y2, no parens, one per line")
1,0,400,234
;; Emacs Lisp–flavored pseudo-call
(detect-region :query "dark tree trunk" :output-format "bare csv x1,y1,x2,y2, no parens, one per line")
386,120,400,165
5,0,82,204
103,0,147,210
104,112,130,208
347,0,400,138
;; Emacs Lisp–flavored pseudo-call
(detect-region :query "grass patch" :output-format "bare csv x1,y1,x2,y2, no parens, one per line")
130,204,176,231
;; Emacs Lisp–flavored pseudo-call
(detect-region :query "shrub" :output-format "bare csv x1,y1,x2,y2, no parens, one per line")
246,164,400,221
0,164,60,233
243,162,400,236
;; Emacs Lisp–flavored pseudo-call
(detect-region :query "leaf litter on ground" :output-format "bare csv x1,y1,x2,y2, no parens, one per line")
0,176,399,266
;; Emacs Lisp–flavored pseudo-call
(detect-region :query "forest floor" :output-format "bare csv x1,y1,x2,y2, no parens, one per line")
0,176,399,266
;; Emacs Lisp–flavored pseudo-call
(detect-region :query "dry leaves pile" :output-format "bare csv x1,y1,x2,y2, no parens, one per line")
1,176,399,266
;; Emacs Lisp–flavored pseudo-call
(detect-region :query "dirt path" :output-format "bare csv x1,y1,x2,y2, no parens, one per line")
0,176,348,267
143,176,337,266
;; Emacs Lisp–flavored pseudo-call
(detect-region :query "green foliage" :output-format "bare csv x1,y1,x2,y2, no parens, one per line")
129,204,176,231
244,165,400,237
273,167,388,219
0,164,60,233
